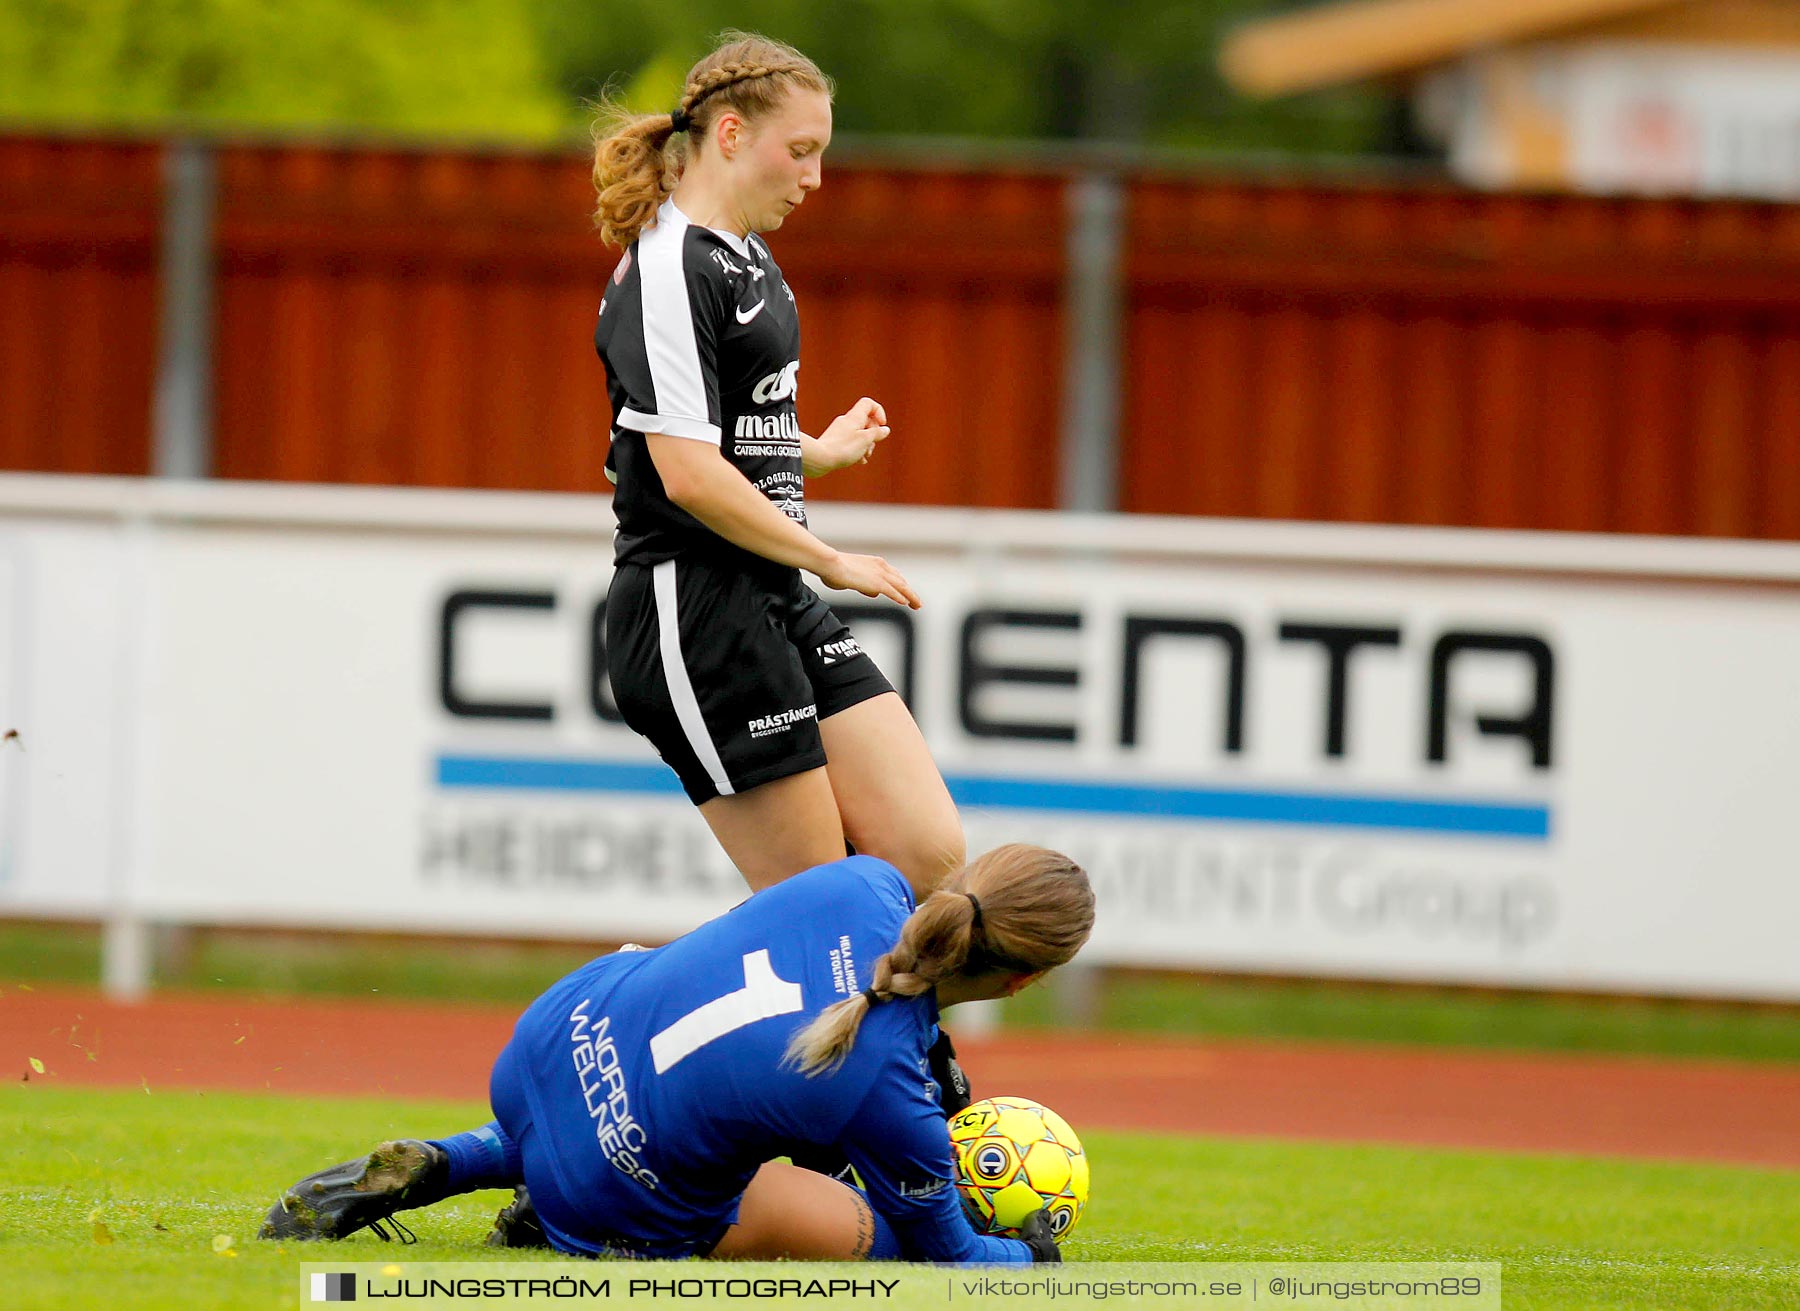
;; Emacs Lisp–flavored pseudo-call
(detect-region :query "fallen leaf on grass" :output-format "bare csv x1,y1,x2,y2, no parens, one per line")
28,1057,44,1074
211,1234,234,1255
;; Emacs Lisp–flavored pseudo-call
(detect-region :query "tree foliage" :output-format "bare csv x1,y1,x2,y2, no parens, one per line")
536,0,1395,153
0,0,565,139
0,0,1395,154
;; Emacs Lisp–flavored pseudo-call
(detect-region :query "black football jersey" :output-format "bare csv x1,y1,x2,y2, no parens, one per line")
596,197,805,574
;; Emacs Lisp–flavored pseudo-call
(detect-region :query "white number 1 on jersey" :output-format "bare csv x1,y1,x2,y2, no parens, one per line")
648,949,803,1074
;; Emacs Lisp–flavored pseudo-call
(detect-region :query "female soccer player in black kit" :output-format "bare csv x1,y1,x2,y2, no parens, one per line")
591,34,965,903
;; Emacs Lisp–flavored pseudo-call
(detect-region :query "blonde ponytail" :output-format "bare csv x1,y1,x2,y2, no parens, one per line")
589,108,682,249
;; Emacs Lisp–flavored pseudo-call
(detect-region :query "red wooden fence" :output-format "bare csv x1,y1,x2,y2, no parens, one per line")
0,136,162,477
3,132,1796,538
1120,177,1800,538
204,143,1066,509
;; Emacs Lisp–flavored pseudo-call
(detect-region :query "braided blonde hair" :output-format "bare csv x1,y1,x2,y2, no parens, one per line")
784,845,1095,1076
590,32,834,249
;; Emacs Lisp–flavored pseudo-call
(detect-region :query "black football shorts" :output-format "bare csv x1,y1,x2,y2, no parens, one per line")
605,556,894,803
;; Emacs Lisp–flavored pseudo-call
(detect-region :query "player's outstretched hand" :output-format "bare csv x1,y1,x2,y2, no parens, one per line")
817,397,891,471
1017,1209,1062,1264
819,552,922,610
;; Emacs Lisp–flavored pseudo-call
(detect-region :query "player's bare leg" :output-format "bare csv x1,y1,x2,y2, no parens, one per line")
709,1162,883,1260
698,767,848,892
822,692,965,899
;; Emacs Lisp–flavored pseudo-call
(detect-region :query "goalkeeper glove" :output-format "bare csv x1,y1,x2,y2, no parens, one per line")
1017,1208,1061,1264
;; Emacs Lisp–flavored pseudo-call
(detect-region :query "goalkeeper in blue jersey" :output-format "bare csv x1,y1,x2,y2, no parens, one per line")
260,844,1093,1264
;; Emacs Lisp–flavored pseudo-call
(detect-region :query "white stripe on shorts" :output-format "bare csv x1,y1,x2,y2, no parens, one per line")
652,560,734,798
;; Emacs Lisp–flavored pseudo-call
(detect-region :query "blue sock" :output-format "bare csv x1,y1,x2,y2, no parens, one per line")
429,1122,523,1192
860,1189,902,1260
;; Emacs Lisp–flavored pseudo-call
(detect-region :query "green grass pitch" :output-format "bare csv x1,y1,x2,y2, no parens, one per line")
6,1084,1797,1310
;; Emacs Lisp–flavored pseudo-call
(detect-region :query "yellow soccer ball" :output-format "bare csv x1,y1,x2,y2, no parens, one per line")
947,1096,1088,1241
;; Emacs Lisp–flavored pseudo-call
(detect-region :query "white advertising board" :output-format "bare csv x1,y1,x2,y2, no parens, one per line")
0,517,133,917
3,476,1798,1000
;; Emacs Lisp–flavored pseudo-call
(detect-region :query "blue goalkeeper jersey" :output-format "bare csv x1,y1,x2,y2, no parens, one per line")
504,855,1032,1264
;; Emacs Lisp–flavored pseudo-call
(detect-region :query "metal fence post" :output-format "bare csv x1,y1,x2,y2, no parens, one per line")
101,512,156,1000
1058,172,1125,513
153,139,216,479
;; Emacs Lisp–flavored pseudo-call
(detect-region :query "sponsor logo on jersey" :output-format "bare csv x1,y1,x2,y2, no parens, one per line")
735,299,766,325
568,1000,660,1191
898,1177,951,1199
749,470,806,522
828,933,860,995
751,361,800,405
817,636,865,667
746,704,818,739
734,413,802,449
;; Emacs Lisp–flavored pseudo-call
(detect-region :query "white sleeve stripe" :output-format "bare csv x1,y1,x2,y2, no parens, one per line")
653,560,735,798
636,209,713,430
616,407,721,444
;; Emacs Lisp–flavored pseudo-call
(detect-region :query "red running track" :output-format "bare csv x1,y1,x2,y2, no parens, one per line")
6,986,1799,1170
